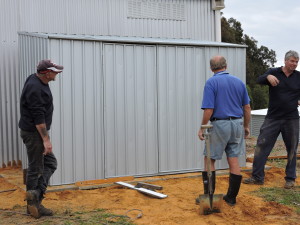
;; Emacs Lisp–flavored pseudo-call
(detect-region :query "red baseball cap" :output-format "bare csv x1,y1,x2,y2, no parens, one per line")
37,59,64,73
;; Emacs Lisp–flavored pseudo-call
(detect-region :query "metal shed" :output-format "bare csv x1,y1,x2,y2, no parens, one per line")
19,32,247,185
1,0,225,170
251,108,300,141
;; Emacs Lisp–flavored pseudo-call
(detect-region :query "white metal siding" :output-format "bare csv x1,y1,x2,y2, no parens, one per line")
19,33,246,184
103,43,158,177
0,0,20,168
157,46,206,172
1,0,218,169
17,0,215,40
251,115,264,138
158,46,246,172
49,39,104,185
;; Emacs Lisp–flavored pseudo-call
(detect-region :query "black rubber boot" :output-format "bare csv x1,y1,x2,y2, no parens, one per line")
195,171,215,204
223,173,242,206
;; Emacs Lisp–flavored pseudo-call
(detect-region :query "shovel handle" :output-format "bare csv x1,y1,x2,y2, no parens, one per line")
201,124,213,175
201,124,213,130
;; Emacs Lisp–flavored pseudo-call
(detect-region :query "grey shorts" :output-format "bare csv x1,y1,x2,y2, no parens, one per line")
203,119,245,160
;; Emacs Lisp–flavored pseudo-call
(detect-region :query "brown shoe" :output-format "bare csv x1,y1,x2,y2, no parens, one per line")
243,177,264,185
26,190,41,219
284,181,295,189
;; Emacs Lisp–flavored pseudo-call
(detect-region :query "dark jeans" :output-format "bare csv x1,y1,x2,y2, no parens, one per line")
20,130,57,195
252,118,298,182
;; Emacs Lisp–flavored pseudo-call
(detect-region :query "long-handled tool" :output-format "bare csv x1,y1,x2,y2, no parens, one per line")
199,124,223,215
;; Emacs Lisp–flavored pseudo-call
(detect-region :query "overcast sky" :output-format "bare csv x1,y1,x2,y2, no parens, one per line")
222,0,300,70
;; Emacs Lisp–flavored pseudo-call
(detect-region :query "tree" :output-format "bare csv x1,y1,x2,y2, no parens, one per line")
221,17,277,109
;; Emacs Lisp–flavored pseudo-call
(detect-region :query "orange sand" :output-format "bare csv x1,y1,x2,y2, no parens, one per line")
0,166,299,225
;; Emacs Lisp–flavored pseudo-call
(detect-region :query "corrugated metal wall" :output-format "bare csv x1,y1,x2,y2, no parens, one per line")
103,43,158,177
18,0,215,40
250,115,265,138
49,39,105,184
157,45,247,173
1,0,218,170
19,33,246,185
0,0,20,168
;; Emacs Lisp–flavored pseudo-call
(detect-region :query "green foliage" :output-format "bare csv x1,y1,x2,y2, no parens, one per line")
246,85,253,106
221,16,277,109
251,84,269,109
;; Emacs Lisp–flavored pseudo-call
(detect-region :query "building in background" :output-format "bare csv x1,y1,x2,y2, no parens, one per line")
1,0,248,185
251,108,300,142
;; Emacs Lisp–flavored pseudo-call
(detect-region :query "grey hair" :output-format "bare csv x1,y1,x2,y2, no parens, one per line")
285,50,299,60
210,56,227,71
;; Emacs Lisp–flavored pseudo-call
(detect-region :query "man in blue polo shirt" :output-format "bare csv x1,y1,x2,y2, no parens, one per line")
243,50,300,189
196,55,251,206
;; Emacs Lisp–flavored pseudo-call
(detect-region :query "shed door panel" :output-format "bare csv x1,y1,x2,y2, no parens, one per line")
103,43,158,177
157,46,206,172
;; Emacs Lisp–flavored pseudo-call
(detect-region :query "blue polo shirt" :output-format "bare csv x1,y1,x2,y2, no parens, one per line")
201,71,250,119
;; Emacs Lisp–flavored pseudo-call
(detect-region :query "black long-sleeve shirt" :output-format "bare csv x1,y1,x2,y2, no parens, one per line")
19,74,54,131
257,67,300,119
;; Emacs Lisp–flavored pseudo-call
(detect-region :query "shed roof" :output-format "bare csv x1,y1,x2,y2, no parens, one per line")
18,32,247,48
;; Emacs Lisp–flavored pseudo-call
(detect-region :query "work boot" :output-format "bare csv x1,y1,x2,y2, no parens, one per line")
39,204,54,216
243,176,264,185
26,190,41,219
284,180,295,189
223,173,242,206
195,171,215,204
38,194,54,216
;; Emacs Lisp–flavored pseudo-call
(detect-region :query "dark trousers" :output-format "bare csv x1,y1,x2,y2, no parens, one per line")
20,130,57,195
252,118,298,182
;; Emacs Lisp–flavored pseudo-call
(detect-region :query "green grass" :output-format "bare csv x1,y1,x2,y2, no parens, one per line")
267,158,287,168
58,208,136,225
0,208,136,225
252,187,300,214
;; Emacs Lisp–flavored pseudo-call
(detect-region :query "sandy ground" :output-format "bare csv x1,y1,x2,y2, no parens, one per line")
0,138,299,225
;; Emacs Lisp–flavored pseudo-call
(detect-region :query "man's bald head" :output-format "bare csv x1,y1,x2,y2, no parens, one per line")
210,55,227,72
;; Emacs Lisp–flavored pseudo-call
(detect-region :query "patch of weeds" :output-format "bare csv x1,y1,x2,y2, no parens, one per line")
59,208,136,225
39,221,52,225
12,204,23,210
252,186,300,214
267,158,286,168
63,221,73,225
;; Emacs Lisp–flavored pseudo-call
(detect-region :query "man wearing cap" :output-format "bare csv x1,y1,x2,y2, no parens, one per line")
19,59,63,218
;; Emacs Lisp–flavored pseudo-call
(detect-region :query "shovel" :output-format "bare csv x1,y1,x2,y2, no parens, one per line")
199,124,223,215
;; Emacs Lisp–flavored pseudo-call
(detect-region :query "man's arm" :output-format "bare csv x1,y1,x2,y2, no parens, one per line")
243,104,251,138
257,68,279,86
198,108,214,140
36,123,52,155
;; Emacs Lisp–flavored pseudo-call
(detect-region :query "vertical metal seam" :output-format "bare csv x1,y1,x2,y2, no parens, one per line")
175,45,179,167
166,46,170,170
124,44,128,175
82,40,87,179
102,42,107,178
113,44,118,175
71,40,76,181
59,38,65,183
93,41,98,177
155,44,159,174
134,44,138,173
144,45,148,171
